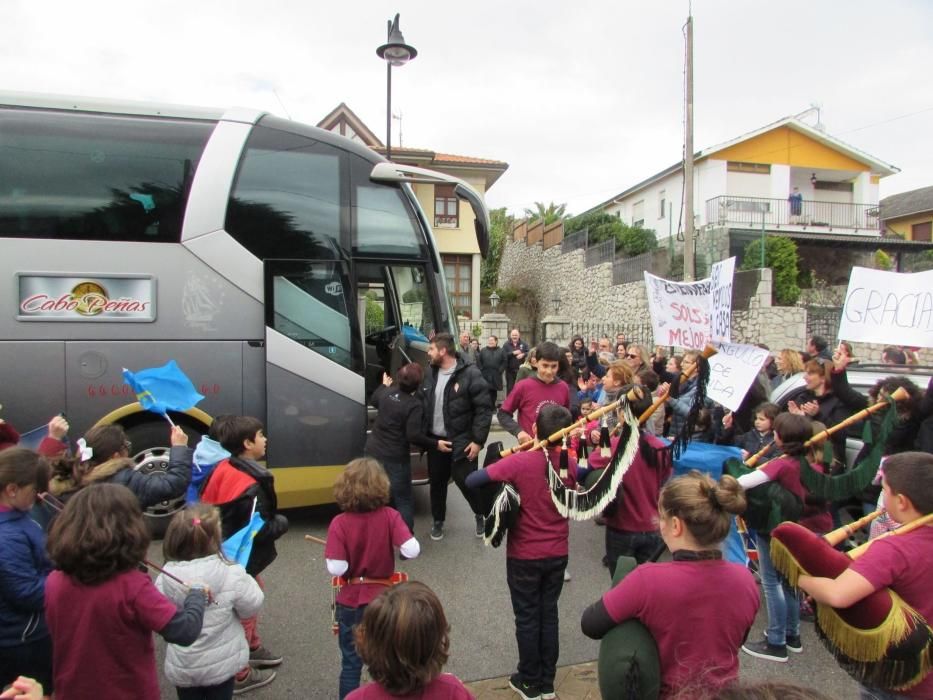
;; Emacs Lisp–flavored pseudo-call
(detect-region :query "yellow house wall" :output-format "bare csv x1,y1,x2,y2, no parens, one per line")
413,180,482,256
707,126,870,172
886,212,933,240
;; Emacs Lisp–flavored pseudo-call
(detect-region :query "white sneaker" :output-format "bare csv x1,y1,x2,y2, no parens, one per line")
563,569,571,582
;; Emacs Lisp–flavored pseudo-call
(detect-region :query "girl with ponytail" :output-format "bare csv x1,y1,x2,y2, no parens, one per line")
157,504,264,699
582,471,760,698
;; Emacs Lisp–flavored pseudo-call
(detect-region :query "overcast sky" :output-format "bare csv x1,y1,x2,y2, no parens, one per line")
3,1,931,217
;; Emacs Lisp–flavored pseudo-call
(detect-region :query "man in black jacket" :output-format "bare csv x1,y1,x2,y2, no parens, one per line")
504,328,530,395
478,335,505,409
423,332,492,541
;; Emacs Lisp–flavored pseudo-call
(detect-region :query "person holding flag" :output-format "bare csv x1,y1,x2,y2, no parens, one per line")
200,415,288,695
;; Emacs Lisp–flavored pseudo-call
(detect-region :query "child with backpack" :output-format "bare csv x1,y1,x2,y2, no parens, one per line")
156,504,265,699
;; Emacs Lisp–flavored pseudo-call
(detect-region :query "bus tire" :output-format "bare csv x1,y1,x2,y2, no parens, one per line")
124,418,205,539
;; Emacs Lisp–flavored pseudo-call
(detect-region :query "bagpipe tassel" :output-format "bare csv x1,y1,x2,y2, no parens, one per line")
559,436,569,481
578,433,589,470
599,416,611,458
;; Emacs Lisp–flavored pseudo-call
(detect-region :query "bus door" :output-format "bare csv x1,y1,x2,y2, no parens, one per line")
262,259,365,469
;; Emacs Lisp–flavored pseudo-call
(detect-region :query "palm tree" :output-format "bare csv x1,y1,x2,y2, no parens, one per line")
523,201,568,225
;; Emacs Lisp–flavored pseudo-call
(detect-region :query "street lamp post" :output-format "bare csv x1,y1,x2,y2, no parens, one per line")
376,14,417,162
489,291,500,311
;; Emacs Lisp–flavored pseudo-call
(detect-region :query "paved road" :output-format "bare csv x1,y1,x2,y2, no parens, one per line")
155,430,859,699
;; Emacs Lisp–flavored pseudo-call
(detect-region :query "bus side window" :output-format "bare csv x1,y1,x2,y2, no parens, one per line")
0,109,212,242
266,261,358,371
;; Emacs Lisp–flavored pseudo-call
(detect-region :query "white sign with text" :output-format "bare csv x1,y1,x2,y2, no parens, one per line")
644,272,712,349
706,342,769,412
710,257,736,343
838,267,933,348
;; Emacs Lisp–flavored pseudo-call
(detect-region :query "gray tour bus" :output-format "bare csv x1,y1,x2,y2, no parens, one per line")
0,91,489,527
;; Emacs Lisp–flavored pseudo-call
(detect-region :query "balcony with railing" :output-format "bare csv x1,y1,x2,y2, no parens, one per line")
706,196,881,234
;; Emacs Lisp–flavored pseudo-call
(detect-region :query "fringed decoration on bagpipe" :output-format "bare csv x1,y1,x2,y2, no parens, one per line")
798,395,899,502
559,436,569,481
482,483,521,548
770,520,933,691
476,440,521,548
669,353,711,460
547,401,640,521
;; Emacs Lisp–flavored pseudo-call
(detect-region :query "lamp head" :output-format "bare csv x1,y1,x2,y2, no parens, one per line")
377,13,417,67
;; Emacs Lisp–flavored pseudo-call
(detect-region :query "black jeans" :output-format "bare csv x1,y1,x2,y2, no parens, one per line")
506,556,567,689
605,528,662,579
381,459,414,534
176,678,235,700
506,369,519,395
427,443,481,523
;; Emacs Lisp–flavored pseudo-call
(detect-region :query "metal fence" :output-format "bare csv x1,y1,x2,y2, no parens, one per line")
612,252,652,285
561,228,588,254
584,239,615,267
805,306,842,347
706,195,881,232
566,321,658,348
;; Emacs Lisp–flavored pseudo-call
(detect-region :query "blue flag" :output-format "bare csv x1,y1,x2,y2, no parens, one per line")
222,510,265,568
122,361,204,416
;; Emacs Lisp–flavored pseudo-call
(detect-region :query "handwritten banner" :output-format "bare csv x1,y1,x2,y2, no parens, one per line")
838,267,933,348
707,342,769,412
710,257,735,343
644,272,711,349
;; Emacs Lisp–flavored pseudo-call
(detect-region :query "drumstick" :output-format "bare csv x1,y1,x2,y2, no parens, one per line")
305,534,327,546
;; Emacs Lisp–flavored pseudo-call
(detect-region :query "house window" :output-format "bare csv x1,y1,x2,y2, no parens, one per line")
659,190,666,218
912,221,932,242
434,184,459,227
632,200,645,228
727,161,771,174
442,254,472,314
814,180,854,193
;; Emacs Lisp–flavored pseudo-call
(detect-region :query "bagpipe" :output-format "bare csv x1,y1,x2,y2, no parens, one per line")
304,534,409,634
597,556,661,700
480,345,716,544
770,512,933,691
724,387,910,533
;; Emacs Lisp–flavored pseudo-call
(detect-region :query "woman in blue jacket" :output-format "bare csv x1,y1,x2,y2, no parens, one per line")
0,448,53,693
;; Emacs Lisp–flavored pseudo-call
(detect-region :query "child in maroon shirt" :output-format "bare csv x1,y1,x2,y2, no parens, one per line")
497,342,571,445
45,484,208,700
347,582,473,700
737,413,822,661
799,451,933,700
325,458,420,700
581,471,759,699
466,404,577,700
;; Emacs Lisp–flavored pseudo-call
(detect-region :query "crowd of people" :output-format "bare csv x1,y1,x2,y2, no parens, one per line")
1,329,932,700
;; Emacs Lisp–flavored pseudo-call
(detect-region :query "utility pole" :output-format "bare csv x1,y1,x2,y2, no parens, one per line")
683,12,695,281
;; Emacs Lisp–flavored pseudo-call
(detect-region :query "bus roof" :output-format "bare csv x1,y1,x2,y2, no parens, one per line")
0,90,263,124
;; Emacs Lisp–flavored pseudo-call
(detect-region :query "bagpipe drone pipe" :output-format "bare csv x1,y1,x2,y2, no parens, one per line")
769,512,933,691
723,387,909,533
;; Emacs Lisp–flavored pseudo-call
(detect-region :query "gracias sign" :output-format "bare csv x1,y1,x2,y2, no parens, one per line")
17,274,157,322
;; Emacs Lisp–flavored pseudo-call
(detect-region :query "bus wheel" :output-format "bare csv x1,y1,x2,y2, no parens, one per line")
124,420,204,539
